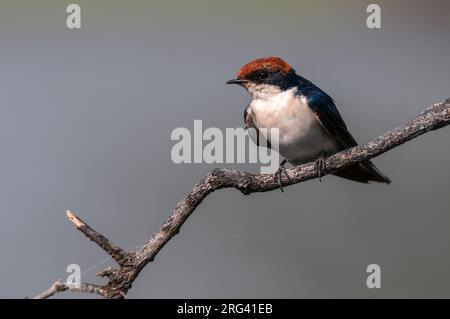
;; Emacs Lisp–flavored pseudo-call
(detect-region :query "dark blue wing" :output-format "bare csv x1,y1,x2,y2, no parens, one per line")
297,79,391,184
298,82,358,148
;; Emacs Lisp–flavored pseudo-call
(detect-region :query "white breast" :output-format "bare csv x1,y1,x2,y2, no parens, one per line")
249,88,339,164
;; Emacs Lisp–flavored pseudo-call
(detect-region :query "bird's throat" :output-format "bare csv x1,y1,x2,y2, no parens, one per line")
245,83,283,100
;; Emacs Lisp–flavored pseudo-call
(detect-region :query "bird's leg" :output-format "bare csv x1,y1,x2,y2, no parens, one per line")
274,159,290,192
315,152,326,182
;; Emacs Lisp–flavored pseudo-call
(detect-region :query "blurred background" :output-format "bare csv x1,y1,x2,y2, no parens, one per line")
0,0,449,298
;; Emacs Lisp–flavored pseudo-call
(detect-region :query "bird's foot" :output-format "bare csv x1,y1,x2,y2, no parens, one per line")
314,153,326,182
274,159,290,192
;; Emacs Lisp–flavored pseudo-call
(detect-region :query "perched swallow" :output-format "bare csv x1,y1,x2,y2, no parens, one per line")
226,56,390,186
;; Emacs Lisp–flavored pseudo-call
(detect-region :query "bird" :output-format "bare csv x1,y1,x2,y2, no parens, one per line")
226,56,390,190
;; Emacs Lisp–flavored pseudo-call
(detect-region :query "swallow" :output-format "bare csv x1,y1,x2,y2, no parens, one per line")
226,56,390,188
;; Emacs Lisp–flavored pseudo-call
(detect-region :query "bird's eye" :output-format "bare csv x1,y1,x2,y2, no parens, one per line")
258,70,269,79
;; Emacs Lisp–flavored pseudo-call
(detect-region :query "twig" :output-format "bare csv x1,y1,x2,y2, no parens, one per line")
34,281,106,299
65,210,130,266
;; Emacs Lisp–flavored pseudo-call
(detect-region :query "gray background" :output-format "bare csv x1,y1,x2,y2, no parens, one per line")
0,0,449,298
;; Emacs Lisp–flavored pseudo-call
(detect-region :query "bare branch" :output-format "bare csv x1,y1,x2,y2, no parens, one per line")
134,98,450,267
34,98,450,298
33,280,106,299
65,210,131,266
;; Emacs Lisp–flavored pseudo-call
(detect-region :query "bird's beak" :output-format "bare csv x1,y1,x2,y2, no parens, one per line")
226,79,248,85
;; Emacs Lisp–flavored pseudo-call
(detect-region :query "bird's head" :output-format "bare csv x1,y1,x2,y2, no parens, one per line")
226,56,299,99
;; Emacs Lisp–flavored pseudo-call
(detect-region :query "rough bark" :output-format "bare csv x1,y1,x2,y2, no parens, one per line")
33,98,450,299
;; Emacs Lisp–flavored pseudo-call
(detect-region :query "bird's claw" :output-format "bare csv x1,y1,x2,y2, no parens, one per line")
274,160,290,192
314,153,326,182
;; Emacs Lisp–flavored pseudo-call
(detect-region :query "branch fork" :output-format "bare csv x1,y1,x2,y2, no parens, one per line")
34,98,450,298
